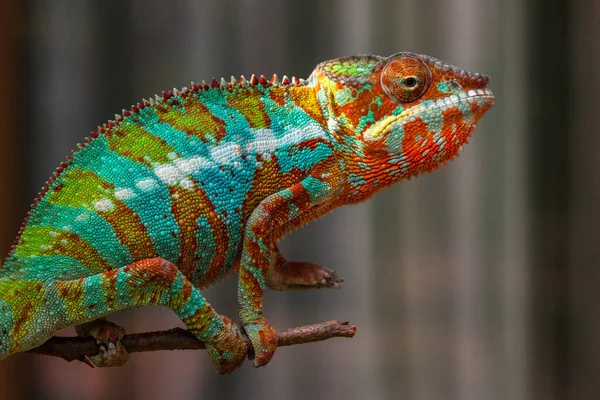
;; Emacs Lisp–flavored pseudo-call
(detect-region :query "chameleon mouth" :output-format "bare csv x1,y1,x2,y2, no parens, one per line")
363,89,495,141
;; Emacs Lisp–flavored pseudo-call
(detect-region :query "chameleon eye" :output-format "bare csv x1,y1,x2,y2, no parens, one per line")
381,56,432,103
404,77,417,87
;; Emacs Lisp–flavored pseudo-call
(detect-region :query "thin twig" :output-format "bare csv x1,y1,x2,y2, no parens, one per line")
27,320,357,363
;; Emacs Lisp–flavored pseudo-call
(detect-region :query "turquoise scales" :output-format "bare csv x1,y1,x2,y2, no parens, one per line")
0,52,494,373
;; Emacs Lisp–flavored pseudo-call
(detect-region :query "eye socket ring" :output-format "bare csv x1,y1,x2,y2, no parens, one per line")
381,56,432,103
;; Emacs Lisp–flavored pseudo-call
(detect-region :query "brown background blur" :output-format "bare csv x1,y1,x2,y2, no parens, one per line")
0,0,598,399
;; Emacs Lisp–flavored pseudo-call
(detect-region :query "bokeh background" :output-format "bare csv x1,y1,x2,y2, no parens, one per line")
0,0,598,399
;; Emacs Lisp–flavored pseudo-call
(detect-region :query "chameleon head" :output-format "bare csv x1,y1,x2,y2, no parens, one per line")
315,52,494,196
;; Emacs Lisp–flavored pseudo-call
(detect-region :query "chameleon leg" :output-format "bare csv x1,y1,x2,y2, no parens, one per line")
55,258,247,373
266,251,343,291
75,318,129,367
238,175,336,367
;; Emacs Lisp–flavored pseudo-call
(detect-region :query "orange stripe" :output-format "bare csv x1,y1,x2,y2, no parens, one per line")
184,302,217,331
239,268,263,313
101,200,158,261
169,184,229,285
227,89,271,129
290,86,327,129
43,232,111,273
269,86,287,107
154,98,228,143
102,269,120,311
241,154,307,222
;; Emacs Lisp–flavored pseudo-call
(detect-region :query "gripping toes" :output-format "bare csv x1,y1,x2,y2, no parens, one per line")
204,316,249,374
75,319,129,368
267,258,344,291
289,262,343,289
243,318,278,367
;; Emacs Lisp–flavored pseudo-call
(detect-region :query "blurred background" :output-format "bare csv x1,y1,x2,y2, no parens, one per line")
0,0,598,399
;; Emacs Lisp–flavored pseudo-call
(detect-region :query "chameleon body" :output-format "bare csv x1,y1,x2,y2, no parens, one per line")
0,52,494,373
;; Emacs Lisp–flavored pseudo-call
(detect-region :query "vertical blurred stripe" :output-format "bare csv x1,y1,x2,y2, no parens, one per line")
569,1,600,400
527,0,570,399
0,1,25,399
0,0,22,265
496,1,530,400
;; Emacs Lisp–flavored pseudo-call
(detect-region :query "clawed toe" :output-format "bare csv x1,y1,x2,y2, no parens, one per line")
76,319,129,368
82,339,129,368
315,268,343,289
267,260,344,291
284,262,344,290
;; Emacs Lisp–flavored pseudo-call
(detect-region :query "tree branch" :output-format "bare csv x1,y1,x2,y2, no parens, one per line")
27,320,357,363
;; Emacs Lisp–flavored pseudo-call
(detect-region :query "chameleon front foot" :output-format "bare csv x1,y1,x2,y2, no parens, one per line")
204,316,248,374
267,255,344,291
75,319,129,367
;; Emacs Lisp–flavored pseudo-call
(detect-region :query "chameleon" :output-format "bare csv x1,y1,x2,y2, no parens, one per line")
0,52,494,373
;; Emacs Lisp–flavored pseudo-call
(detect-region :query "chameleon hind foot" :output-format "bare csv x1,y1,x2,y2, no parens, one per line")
75,319,129,367
267,254,343,291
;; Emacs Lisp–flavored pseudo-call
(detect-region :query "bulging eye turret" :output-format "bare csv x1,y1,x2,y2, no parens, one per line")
380,56,432,103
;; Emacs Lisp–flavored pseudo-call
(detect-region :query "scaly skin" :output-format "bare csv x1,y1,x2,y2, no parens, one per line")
0,52,494,373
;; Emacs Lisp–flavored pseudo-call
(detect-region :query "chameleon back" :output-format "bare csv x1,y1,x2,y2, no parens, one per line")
1,79,333,287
